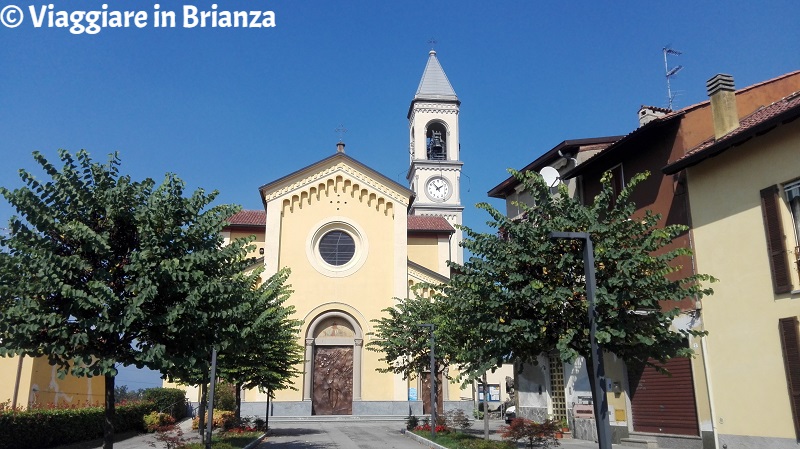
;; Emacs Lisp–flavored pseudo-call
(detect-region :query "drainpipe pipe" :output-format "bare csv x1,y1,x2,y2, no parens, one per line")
701,335,719,449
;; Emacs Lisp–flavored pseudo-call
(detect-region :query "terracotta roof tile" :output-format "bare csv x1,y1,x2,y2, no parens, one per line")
664,90,800,173
226,209,266,227
407,215,455,233
565,70,800,179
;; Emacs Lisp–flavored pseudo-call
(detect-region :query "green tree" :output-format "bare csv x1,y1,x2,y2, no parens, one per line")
367,293,456,381
215,266,304,422
438,169,715,384
0,150,264,449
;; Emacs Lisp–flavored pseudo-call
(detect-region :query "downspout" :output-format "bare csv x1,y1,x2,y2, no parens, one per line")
700,334,719,449
683,168,719,449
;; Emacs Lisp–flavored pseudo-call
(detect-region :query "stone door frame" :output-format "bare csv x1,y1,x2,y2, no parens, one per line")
303,310,363,402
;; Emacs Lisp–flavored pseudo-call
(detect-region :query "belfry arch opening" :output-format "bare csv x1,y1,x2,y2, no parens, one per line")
426,122,447,161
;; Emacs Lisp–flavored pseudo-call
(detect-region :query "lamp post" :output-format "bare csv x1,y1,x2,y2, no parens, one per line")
417,323,437,438
549,232,612,449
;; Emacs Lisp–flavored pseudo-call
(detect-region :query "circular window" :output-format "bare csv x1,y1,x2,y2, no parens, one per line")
306,218,369,278
318,230,355,266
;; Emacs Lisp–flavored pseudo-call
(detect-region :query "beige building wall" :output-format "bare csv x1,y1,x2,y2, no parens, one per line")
0,356,104,408
262,162,412,404
687,121,800,440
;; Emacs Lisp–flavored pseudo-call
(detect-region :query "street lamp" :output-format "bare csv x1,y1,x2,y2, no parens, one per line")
417,323,437,438
549,232,612,449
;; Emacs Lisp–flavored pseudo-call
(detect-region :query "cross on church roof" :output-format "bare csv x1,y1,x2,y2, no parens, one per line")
428,38,437,50
335,124,347,143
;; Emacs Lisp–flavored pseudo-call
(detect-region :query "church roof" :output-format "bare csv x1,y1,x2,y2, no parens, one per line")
226,209,266,228
224,210,454,235
407,215,455,233
663,89,800,174
414,50,458,102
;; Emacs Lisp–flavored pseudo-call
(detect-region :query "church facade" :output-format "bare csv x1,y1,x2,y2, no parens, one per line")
175,51,481,416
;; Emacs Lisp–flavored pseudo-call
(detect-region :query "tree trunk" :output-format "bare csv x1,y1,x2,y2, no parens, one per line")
483,373,489,441
198,382,207,441
265,390,270,430
104,373,115,449
235,382,242,423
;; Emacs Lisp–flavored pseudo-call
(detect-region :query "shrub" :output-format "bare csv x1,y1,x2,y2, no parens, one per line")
191,410,235,430
143,388,188,420
444,409,472,430
0,400,156,449
405,415,419,430
500,418,560,449
214,382,237,412
144,411,176,432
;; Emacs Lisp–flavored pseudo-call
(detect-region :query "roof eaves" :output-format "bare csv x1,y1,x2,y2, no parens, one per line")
408,259,450,284
488,135,623,197
663,95,800,174
561,113,684,180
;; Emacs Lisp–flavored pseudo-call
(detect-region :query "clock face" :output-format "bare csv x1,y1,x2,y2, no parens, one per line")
426,177,450,201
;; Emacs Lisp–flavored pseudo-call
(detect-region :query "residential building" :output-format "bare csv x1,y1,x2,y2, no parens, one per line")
558,70,800,448
662,77,800,448
491,70,800,448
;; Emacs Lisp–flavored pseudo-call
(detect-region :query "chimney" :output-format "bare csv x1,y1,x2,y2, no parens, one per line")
707,74,739,139
638,105,669,127
336,141,346,153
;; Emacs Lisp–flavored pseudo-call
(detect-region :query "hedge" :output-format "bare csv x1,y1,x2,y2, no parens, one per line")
143,387,188,420
0,400,156,449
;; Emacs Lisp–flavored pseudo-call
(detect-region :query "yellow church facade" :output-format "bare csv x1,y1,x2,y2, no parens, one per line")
171,50,502,416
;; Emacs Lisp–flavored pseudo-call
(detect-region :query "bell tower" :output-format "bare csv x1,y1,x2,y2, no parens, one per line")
407,50,464,264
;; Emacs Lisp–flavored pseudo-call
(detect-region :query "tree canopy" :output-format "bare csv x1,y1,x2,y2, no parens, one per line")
0,149,295,448
440,170,715,379
369,169,715,387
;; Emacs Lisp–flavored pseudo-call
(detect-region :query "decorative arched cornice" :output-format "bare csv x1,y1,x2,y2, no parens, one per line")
265,164,409,211
301,302,371,339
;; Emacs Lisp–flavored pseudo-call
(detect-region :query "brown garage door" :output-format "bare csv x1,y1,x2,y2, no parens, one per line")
628,357,699,435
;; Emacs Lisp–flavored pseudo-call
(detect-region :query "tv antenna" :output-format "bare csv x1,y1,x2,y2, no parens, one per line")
663,46,683,110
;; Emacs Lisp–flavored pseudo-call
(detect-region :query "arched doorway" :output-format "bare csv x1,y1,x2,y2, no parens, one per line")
303,311,363,415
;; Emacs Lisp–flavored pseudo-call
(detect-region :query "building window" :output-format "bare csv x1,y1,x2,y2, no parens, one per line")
610,164,625,200
318,230,355,266
426,122,447,161
786,179,800,258
306,218,369,278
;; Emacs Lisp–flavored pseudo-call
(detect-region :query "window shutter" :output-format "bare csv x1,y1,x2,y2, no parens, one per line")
760,185,792,294
779,317,800,439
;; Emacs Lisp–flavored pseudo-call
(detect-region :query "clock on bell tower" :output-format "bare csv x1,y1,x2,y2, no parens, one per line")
407,50,464,264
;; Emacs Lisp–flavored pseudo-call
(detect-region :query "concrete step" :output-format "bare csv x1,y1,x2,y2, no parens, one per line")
267,415,408,422
618,435,659,449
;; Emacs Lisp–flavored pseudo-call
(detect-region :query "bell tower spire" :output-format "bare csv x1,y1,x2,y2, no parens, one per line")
407,50,464,264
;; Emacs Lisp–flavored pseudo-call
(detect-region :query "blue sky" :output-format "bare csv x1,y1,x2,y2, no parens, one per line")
2,1,799,389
